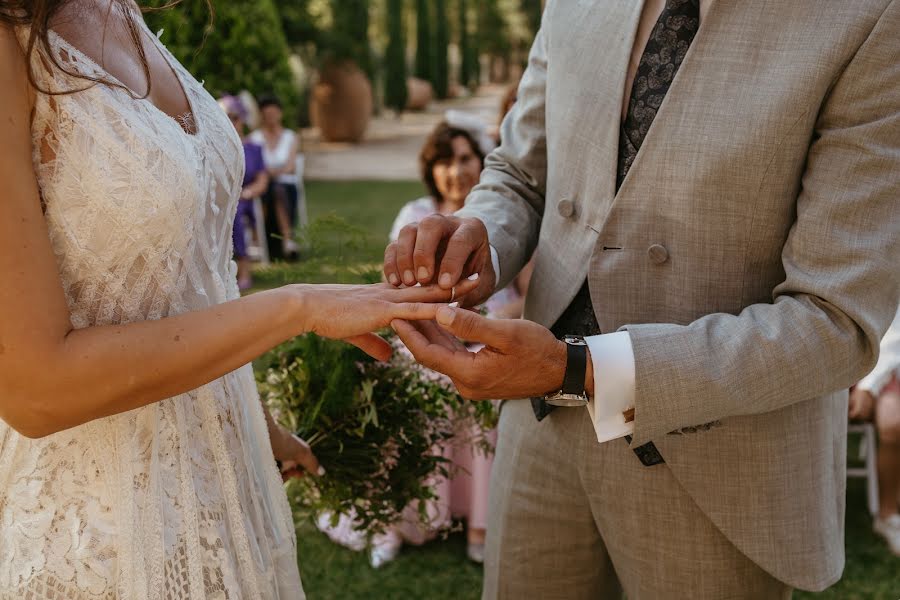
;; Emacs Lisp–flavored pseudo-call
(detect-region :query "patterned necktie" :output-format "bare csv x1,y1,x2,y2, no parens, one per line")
533,0,701,465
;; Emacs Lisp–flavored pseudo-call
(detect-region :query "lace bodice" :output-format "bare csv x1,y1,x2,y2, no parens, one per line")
0,21,303,600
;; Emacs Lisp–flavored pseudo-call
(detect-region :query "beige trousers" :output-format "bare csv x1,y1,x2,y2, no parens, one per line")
483,400,793,600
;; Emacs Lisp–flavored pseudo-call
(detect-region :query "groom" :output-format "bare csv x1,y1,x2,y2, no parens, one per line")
386,0,900,598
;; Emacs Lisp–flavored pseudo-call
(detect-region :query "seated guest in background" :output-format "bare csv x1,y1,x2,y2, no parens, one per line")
219,95,269,291
851,306,900,556
249,95,301,260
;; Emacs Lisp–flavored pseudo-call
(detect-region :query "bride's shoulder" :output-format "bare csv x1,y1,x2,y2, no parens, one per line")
0,22,36,113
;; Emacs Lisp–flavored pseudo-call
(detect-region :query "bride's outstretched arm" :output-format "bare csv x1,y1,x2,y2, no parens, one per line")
0,27,468,439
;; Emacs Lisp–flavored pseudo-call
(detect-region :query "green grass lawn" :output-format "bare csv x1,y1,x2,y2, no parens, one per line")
251,180,425,289
258,180,900,599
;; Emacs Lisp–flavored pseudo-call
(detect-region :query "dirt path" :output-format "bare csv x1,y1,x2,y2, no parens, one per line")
300,85,506,181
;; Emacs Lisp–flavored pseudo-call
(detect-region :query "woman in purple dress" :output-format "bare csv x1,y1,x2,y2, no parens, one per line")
219,95,269,290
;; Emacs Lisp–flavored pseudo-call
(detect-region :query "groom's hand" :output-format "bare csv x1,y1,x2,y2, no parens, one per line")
383,215,496,308
392,306,594,400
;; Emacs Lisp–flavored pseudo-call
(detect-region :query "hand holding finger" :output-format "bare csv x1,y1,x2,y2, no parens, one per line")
387,276,480,304
391,319,473,374
435,306,514,350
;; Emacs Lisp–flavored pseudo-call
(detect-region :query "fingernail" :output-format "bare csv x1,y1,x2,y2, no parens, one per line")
388,273,399,286
417,266,429,281
437,306,456,326
448,301,459,308
439,273,452,288
403,270,415,285
467,273,479,281
317,466,326,476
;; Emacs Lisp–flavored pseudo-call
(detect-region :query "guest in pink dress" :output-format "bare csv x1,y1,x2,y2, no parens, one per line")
318,115,532,567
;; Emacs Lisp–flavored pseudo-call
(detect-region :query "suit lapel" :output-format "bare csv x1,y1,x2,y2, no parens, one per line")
568,0,646,229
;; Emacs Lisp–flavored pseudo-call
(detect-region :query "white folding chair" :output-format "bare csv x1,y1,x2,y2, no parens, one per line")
249,196,270,265
847,422,879,517
295,154,309,229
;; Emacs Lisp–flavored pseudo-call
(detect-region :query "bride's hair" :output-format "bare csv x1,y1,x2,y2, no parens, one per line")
0,0,207,96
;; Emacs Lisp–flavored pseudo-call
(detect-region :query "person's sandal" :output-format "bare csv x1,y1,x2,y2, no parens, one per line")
873,514,900,557
466,542,485,564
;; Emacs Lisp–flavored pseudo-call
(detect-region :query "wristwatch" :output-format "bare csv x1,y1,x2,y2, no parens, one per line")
543,335,590,407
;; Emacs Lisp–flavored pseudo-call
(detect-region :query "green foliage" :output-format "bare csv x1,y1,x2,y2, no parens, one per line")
258,332,497,537
383,0,408,112
414,0,432,82
143,0,300,125
519,0,542,37
477,0,510,57
327,0,374,79
279,0,325,52
432,0,449,98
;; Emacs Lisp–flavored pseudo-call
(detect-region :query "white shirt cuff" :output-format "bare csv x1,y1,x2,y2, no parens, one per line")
489,245,501,288
585,331,636,443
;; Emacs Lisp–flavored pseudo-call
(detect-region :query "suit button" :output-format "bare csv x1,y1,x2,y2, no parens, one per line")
648,244,669,264
557,198,575,218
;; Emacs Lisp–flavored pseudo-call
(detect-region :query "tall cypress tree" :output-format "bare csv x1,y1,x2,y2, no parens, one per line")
330,0,373,80
433,0,449,98
520,0,543,37
384,0,408,112
414,0,432,82
458,0,474,89
477,0,510,82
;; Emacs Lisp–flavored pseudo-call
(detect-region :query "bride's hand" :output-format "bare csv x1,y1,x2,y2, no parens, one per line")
292,277,480,361
270,423,322,481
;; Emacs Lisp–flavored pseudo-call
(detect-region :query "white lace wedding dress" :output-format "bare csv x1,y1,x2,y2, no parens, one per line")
0,20,304,600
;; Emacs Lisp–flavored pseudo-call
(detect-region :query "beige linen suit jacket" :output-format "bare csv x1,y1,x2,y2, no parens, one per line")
457,0,900,590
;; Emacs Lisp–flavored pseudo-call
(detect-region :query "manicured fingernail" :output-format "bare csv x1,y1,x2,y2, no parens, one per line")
439,273,452,287
417,266,429,280
403,270,415,285
317,466,326,476
388,273,399,286
467,273,479,281
448,302,459,308
437,306,456,326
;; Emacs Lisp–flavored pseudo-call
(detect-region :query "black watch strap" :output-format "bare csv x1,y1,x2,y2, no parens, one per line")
561,337,587,395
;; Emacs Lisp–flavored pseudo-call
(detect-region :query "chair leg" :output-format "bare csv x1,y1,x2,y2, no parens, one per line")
252,197,270,266
866,427,880,517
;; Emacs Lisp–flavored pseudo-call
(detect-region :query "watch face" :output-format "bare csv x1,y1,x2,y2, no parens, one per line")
563,335,587,346
545,393,589,408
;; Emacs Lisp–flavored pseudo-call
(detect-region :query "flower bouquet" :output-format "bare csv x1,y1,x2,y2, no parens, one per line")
256,332,498,537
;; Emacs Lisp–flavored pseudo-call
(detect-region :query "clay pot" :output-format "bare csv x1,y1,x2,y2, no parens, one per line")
405,77,433,111
310,61,373,143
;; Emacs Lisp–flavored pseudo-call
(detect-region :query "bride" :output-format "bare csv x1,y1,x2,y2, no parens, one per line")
0,1,470,598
